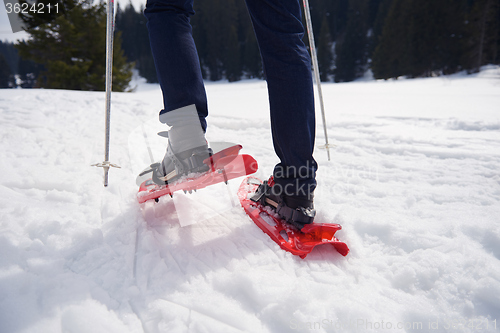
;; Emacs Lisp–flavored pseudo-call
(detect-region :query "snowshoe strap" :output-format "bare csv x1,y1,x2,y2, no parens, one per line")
139,163,161,177
184,148,213,172
250,181,315,226
276,203,316,225
250,180,269,203
164,144,213,181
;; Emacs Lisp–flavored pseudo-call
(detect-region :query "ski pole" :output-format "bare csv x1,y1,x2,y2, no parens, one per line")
302,0,332,161
92,0,120,186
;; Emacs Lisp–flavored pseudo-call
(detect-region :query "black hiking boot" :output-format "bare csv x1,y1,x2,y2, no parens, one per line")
250,176,316,230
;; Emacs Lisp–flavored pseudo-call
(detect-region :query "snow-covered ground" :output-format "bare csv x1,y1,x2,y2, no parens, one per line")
1,66,499,333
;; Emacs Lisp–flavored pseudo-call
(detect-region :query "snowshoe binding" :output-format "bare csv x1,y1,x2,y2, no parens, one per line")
250,176,316,231
238,176,349,258
138,144,258,204
152,140,213,185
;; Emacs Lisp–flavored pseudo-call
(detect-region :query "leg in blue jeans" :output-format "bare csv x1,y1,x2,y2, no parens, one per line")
144,0,317,198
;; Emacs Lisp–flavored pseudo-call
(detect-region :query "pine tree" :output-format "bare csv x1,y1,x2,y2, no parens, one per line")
334,0,370,82
372,0,393,42
135,5,158,83
317,14,333,81
0,41,19,75
0,54,11,88
464,0,500,72
192,0,242,81
371,0,409,79
16,0,133,91
115,3,157,82
225,24,241,82
18,57,44,88
372,0,471,79
310,0,349,42
367,0,391,57
241,24,262,78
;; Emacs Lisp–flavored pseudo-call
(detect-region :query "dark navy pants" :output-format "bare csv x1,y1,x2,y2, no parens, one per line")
144,0,317,197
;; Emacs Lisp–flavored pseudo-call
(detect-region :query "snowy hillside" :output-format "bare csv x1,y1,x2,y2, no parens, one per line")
1,67,499,333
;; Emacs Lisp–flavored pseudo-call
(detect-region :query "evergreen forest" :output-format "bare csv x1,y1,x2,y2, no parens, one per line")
1,0,499,89
116,0,499,83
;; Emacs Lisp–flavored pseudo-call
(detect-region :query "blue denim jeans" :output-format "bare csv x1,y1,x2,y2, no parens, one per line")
144,0,317,197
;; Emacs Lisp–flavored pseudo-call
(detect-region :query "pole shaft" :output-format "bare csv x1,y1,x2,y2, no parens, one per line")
103,0,115,186
302,0,331,161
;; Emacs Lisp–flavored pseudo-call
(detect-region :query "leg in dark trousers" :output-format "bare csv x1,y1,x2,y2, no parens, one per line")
144,0,208,131
244,0,317,198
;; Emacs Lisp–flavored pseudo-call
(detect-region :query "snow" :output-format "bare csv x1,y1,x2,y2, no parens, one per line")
1,66,500,333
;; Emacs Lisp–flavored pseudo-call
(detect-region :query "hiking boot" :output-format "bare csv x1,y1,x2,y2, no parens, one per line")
152,143,212,185
251,176,315,230
152,104,212,185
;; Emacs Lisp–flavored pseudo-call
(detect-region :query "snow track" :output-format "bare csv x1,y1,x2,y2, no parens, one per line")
1,67,499,332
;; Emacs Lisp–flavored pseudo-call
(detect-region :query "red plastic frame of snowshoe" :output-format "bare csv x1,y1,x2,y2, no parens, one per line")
138,145,258,203
238,176,349,258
